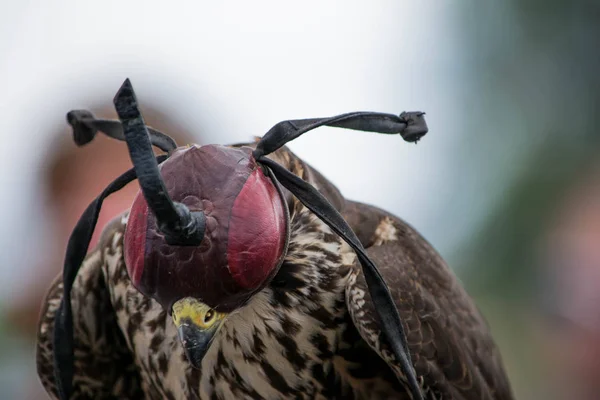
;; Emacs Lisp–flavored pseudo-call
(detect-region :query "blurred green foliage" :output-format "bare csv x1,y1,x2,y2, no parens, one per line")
453,1,600,398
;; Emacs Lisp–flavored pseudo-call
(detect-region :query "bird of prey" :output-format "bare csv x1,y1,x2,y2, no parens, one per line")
36,79,514,400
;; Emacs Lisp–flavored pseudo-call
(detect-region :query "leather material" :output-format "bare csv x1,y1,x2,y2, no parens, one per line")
124,145,289,312
114,80,206,247
254,111,427,159
67,109,177,152
124,190,149,286
227,168,287,290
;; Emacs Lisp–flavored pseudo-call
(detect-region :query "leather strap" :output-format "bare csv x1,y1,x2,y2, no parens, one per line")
260,157,424,400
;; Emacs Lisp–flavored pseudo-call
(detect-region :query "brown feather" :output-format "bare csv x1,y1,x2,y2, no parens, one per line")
36,215,145,399
341,202,514,400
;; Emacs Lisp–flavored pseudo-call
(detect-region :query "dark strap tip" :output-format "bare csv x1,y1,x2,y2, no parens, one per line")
66,109,98,146
399,111,428,143
113,78,138,120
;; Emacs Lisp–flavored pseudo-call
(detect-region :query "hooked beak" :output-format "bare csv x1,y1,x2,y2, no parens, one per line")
172,298,226,368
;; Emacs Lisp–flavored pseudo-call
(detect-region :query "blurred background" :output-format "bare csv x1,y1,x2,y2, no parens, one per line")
1,1,598,399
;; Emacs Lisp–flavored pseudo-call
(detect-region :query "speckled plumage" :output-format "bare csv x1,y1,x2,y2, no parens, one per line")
37,145,514,400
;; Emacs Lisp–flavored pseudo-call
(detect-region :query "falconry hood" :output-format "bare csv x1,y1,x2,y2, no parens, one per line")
53,78,429,400
124,143,289,312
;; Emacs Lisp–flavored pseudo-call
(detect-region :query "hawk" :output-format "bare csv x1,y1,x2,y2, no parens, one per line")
36,79,514,399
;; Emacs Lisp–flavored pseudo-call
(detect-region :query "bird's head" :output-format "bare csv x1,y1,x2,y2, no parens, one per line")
123,143,289,367
54,78,428,398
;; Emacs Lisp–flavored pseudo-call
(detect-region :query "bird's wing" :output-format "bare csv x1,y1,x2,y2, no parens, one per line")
341,201,514,400
36,215,144,399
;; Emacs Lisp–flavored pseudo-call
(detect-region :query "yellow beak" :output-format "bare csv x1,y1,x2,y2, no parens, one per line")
171,297,226,368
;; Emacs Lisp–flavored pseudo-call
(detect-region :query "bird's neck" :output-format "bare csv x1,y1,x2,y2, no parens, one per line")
197,207,357,398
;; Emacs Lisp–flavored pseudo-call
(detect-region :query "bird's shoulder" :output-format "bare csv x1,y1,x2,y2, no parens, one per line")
341,201,514,400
